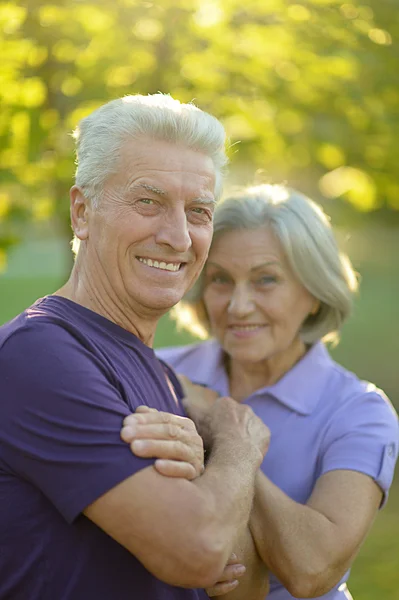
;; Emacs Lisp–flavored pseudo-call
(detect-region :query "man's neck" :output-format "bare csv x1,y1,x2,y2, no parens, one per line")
55,268,159,347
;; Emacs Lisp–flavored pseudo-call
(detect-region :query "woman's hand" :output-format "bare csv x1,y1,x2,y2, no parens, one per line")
178,376,219,449
121,406,204,480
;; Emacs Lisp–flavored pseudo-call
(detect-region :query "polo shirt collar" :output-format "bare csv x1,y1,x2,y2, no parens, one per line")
204,340,333,416
259,342,333,415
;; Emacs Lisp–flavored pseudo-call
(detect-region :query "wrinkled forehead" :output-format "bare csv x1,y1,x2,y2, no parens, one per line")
208,227,286,265
110,137,217,196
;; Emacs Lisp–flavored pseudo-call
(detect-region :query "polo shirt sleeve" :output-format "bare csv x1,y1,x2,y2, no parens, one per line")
319,390,399,504
0,323,155,524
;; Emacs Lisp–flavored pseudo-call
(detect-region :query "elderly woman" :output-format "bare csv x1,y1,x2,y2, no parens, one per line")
122,184,398,600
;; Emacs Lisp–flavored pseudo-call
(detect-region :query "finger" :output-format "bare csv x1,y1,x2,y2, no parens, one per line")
124,411,196,430
154,459,198,480
121,423,183,442
135,405,158,413
206,580,239,597
130,439,200,466
121,424,204,458
211,563,246,583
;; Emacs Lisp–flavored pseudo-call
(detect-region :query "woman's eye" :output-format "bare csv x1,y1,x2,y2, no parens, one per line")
211,275,231,284
257,276,276,285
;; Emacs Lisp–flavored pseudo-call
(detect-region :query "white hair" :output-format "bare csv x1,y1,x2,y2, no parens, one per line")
73,93,228,205
172,184,358,345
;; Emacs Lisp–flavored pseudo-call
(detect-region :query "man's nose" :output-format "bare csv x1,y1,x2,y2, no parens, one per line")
227,284,255,317
155,208,192,253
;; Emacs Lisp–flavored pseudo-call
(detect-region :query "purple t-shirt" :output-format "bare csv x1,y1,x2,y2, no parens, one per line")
0,296,209,600
157,339,399,600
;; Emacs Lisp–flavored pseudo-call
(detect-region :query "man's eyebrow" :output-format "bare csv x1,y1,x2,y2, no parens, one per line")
129,183,167,196
191,196,217,207
129,184,216,206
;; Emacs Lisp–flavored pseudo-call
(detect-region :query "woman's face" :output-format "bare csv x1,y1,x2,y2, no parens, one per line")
203,227,318,365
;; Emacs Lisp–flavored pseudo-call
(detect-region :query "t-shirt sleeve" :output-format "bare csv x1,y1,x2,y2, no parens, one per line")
319,390,399,505
0,324,155,524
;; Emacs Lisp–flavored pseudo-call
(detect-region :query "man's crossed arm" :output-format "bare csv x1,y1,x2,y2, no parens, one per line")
120,406,270,599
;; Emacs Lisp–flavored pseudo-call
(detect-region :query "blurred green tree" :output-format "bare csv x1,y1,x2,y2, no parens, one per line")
1,0,398,268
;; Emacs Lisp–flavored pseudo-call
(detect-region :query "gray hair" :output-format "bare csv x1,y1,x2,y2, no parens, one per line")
73,93,228,205
171,184,358,345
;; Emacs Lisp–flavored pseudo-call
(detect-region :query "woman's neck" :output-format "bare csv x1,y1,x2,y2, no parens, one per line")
226,339,308,402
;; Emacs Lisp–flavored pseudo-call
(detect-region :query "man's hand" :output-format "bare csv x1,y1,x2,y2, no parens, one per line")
121,406,204,480
206,554,246,596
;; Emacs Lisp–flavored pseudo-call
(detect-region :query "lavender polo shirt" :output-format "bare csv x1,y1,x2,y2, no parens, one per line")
0,296,209,600
157,339,399,600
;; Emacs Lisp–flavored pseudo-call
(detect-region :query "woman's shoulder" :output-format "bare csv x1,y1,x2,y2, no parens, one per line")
328,356,395,412
316,355,398,448
155,338,220,370
304,344,398,431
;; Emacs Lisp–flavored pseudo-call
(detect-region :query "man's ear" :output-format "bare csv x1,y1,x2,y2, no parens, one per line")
70,185,90,240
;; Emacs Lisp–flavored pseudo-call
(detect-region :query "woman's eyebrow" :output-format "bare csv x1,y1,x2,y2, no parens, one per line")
206,262,228,270
251,261,281,272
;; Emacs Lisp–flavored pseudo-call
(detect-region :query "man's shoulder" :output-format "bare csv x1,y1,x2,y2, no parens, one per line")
0,298,113,399
0,307,58,354
0,300,82,357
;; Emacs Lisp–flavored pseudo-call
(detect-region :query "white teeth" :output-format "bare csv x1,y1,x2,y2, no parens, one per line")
138,257,180,272
164,263,179,272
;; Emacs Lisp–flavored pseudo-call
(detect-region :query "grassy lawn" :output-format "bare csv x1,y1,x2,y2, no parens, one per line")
349,483,399,599
0,276,65,325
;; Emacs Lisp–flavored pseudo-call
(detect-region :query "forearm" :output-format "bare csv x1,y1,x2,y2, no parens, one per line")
250,473,344,598
193,440,260,571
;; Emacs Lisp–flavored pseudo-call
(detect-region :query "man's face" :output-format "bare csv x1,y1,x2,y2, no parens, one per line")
81,137,216,318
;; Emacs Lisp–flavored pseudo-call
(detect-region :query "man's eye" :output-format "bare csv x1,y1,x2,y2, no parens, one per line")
190,207,213,221
139,198,154,205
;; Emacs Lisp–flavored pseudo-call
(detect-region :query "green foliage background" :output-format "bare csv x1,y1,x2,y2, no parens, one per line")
0,0,398,597
1,0,399,262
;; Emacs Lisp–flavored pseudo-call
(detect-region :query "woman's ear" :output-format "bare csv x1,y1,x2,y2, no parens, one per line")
310,300,321,316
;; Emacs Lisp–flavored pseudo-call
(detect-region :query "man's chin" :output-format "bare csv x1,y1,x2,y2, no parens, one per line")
133,289,185,315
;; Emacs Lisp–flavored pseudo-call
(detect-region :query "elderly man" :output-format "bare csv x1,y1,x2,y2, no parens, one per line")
0,94,269,599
